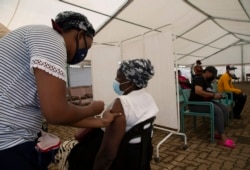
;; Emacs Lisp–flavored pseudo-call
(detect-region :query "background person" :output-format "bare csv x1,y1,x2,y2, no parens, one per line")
217,65,247,119
178,70,192,89
191,60,203,84
193,60,203,76
0,11,120,170
189,66,235,148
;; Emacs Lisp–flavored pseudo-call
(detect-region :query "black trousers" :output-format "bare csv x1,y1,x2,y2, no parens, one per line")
0,141,56,170
233,93,247,116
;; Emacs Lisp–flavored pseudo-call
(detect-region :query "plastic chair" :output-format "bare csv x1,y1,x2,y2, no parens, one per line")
180,89,215,143
246,73,250,81
219,93,234,120
67,116,156,170
110,116,156,170
68,87,92,106
211,82,234,120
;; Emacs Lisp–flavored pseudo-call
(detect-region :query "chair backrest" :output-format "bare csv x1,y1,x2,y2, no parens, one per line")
84,86,93,98
211,82,218,92
67,117,156,170
111,116,156,170
246,73,250,81
178,84,185,103
181,89,191,103
69,86,87,98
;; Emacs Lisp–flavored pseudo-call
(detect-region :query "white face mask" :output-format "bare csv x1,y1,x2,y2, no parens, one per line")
229,70,235,75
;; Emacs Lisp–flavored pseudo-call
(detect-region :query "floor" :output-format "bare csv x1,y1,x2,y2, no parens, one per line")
48,82,250,170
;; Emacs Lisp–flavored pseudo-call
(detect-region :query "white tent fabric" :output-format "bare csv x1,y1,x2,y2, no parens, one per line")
2,0,247,152
91,45,121,105
91,32,178,129
1,0,249,68
0,23,10,38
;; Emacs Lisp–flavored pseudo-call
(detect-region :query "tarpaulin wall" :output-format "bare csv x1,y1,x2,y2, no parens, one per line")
91,46,121,106
91,32,179,130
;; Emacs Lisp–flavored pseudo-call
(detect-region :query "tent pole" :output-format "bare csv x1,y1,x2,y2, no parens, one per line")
66,64,70,87
241,45,244,81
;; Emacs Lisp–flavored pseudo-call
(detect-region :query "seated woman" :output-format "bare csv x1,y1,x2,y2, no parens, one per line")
93,58,159,170
178,70,192,89
64,59,159,170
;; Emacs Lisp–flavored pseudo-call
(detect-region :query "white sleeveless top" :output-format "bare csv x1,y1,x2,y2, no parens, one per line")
118,89,158,132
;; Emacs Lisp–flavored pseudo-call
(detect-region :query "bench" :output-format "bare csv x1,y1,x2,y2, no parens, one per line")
231,74,240,82
246,73,250,81
67,86,93,106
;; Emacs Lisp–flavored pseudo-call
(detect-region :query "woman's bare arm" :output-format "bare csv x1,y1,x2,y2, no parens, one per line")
93,98,126,170
34,68,104,126
71,110,121,128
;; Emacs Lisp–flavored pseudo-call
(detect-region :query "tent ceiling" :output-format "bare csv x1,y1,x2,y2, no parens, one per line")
0,0,250,65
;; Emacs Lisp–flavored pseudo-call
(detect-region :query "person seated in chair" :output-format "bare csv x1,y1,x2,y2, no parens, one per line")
178,70,192,89
217,65,247,119
189,66,235,148
191,60,203,84
93,59,159,170
193,60,203,77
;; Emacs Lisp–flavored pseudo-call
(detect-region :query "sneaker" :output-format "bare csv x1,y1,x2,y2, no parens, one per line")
218,139,236,148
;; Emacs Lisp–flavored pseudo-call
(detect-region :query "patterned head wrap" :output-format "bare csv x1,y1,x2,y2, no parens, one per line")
54,11,95,38
119,59,155,88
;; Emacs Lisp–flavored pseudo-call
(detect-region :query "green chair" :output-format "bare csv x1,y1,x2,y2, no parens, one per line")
219,92,234,120
180,88,215,143
211,82,234,120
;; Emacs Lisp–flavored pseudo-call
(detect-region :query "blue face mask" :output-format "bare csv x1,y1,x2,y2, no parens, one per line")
68,34,89,65
113,80,130,95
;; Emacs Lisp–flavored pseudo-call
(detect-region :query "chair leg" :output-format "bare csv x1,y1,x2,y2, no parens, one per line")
227,105,234,126
230,104,234,118
193,116,197,130
180,114,185,132
211,117,214,143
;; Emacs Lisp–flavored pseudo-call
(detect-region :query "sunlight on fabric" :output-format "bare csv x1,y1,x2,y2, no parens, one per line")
60,0,129,33
189,0,249,20
0,0,128,32
240,0,250,18
61,0,128,16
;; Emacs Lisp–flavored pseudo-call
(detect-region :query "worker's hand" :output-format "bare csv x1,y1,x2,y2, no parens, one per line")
101,110,122,126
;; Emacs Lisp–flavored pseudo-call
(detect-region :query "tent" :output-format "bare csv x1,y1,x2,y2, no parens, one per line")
1,0,250,67
1,0,249,158
1,0,250,113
